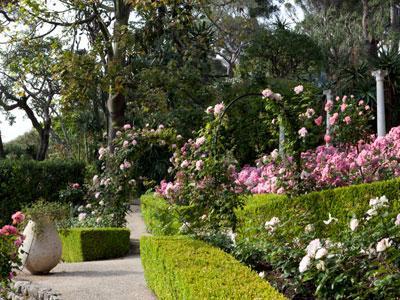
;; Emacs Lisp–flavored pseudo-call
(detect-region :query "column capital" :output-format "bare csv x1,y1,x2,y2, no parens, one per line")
371,70,388,81
323,89,332,96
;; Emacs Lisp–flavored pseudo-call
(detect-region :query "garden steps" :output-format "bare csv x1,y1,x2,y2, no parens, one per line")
15,203,156,300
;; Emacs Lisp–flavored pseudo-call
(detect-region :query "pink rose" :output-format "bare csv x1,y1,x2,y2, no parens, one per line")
314,116,323,126
262,89,273,98
294,85,304,94
1,225,18,236
325,100,333,112
340,103,347,112
344,116,351,125
123,124,131,130
324,134,332,144
195,160,204,171
214,103,225,116
12,211,25,225
329,113,339,125
298,127,308,138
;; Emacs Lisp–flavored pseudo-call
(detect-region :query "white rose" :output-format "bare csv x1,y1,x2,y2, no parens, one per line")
376,238,392,252
315,247,328,260
299,255,311,273
349,218,359,231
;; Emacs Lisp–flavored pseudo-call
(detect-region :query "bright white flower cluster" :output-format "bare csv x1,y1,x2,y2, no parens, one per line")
264,217,280,233
366,196,389,220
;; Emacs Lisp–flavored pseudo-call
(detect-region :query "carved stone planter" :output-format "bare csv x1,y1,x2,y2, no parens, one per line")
19,218,62,275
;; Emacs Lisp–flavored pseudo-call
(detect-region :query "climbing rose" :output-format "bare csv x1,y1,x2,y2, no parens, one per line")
298,127,308,138
314,116,323,126
262,89,273,98
294,85,304,94
324,134,331,144
273,93,283,101
214,103,225,116
340,103,347,112
195,160,204,171
325,100,333,112
344,116,352,125
123,124,131,130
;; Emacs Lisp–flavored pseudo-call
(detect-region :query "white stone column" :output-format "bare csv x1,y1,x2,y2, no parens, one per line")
372,70,388,137
278,116,285,158
323,89,332,141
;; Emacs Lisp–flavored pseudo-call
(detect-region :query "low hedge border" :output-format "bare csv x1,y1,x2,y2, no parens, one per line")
59,228,130,262
236,177,400,238
140,235,286,300
140,193,180,235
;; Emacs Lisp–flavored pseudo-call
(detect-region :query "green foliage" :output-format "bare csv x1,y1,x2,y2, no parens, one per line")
0,159,85,225
236,178,400,239
59,228,130,262
87,125,179,227
140,235,286,300
240,21,322,79
140,193,180,235
23,199,69,223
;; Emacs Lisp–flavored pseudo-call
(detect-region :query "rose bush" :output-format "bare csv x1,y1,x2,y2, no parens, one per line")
237,125,400,194
156,102,248,234
0,212,25,295
234,195,400,299
85,125,179,227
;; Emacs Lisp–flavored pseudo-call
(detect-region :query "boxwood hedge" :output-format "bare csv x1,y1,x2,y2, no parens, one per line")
140,235,286,300
236,178,400,238
140,193,180,235
0,159,85,224
59,228,130,262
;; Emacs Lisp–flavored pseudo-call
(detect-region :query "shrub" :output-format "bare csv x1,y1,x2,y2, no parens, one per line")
140,235,286,300
140,193,180,235
86,125,179,227
0,159,85,224
236,177,400,240
59,228,130,262
234,195,400,299
0,211,25,295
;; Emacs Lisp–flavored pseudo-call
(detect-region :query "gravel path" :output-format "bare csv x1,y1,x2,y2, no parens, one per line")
17,205,156,300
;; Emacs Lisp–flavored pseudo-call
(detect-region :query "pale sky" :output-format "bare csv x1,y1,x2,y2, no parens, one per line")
0,1,302,144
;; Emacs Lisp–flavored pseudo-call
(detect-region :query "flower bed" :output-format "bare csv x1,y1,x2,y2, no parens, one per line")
59,228,130,262
237,126,400,195
140,235,286,300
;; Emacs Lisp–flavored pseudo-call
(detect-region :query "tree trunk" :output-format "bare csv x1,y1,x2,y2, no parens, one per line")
107,1,131,148
36,122,51,161
362,0,378,61
0,130,5,159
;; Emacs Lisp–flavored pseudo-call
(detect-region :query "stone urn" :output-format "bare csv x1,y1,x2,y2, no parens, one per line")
19,217,62,274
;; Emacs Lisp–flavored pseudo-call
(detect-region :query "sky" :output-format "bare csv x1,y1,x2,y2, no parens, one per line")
0,0,302,144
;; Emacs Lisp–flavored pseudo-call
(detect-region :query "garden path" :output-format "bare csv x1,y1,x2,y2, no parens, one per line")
16,203,156,300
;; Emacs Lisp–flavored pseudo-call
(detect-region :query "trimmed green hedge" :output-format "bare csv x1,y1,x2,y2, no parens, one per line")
237,178,400,238
59,228,130,262
140,236,286,300
0,159,85,224
141,193,180,235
